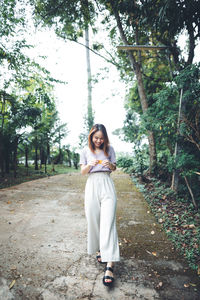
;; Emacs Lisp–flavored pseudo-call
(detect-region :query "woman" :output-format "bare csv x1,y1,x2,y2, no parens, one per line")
80,124,120,286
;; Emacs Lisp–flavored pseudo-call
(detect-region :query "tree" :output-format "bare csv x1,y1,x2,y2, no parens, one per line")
29,0,200,177
82,0,94,131
31,0,95,138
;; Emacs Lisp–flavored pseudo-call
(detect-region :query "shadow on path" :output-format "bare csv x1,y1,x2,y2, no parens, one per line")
0,171,199,299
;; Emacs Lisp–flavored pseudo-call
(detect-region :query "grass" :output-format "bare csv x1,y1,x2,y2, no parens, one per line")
0,164,79,189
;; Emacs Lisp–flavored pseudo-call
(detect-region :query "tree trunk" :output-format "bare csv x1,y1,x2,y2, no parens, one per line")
66,149,71,167
35,136,39,170
40,147,42,169
5,147,10,174
113,8,157,172
25,146,28,168
47,142,51,164
44,156,47,174
171,89,183,191
85,26,94,130
13,136,19,178
0,132,4,177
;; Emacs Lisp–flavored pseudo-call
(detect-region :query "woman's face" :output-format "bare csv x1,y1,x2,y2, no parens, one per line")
92,130,104,149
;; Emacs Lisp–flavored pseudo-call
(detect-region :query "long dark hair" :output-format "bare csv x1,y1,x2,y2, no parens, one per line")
88,124,109,156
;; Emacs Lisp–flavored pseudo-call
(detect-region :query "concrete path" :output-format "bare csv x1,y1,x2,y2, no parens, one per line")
0,171,199,300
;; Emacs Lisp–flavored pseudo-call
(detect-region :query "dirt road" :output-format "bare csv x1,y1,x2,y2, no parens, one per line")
0,171,199,299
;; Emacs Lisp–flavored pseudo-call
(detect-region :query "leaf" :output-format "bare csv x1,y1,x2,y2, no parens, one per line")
151,230,155,235
184,283,189,288
9,280,16,289
188,224,195,228
189,283,196,287
152,252,157,256
198,265,200,275
156,282,163,288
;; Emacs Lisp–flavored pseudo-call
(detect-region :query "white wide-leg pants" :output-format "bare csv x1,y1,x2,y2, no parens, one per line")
84,172,120,262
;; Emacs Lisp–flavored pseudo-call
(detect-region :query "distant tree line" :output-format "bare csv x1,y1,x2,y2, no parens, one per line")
0,0,79,178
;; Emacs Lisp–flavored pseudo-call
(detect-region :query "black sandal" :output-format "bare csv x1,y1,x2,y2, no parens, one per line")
96,251,106,264
103,266,114,286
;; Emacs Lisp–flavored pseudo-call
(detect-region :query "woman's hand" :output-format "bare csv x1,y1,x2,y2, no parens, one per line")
81,159,98,175
102,160,116,171
88,159,99,167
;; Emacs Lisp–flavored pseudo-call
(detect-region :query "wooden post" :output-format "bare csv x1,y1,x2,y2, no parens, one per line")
171,89,183,191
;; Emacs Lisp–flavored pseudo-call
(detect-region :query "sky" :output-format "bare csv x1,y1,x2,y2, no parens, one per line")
27,28,133,154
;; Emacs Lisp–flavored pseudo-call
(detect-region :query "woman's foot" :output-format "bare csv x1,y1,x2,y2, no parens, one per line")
96,251,106,264
103,262,114,286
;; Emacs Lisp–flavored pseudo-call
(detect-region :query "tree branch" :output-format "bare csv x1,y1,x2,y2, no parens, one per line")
68,38,123,69
111,4,137,72
184,176,198,209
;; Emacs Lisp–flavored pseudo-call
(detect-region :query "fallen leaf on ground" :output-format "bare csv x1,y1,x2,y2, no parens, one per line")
146,250,157,257
188,224,195,228
9,280,16,289
184,283,189,288
197,265,200,275
7,201,11,204
156,282,163,288
182,224,195,229
189,283,196,287
151,231,155,235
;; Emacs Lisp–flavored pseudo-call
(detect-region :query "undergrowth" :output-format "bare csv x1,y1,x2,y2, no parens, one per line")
131,175,200,274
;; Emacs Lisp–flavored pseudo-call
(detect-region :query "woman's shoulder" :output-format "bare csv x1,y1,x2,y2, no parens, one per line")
81,146,88,153
108,145,116,156
81,146,92,155
108,144,115,152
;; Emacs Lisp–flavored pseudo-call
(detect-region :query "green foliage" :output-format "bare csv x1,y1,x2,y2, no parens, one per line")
72,152,80,169
142,85,178,149
31,0,96,40
122,63,200,205
0,0,25,37
117,144,149,176
117,156,134,171
133,175,200,272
